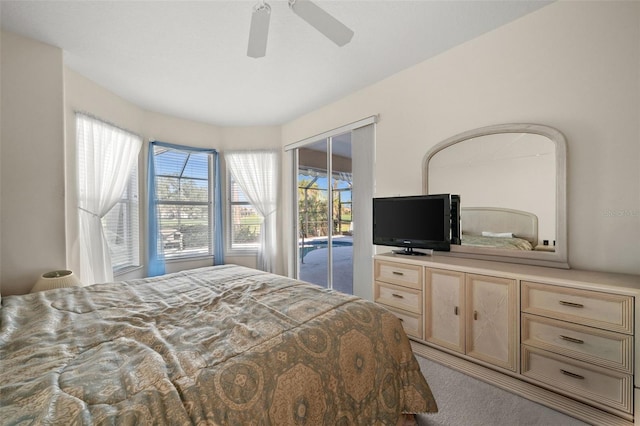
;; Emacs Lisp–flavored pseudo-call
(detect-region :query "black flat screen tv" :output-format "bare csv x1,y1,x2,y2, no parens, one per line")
373,194,453,255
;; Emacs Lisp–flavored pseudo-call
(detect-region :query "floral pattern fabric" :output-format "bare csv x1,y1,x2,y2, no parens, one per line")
0,264,437,425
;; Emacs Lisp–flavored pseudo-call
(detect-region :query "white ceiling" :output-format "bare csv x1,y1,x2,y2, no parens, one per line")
0,1,551,127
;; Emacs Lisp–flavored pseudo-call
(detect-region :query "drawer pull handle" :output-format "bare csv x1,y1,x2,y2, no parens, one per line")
560,335,584,344
391,293,404,299
559,300,584,308
560,369,585,380
392,271,404,276
473,310,478,320
454,306,459,316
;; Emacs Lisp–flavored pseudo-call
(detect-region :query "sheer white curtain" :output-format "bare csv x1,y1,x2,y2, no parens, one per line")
77,114,142,284
225,150,279,272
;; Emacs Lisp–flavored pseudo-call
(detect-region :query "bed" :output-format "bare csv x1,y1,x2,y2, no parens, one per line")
460,207,538,250
0,264,437,424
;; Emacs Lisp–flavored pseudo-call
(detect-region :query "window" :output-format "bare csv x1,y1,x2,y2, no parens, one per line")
225,150,278,271
152,145,214,259
228,174,261,252
102,166,140,272
76,114,141,279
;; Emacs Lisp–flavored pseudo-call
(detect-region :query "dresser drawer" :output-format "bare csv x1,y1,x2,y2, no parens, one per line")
374,281,422,314
374,260,422,290
521,346,633,415
522,314,632,373
385,306,423,340
521,281,633,334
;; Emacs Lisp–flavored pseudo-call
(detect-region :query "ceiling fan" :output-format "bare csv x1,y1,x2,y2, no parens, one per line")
247,0,354,58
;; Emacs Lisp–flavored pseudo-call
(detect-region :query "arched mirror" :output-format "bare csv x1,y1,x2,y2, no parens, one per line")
423,123,568,268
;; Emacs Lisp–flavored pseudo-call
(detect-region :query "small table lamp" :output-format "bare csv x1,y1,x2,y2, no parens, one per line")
31,270,82,293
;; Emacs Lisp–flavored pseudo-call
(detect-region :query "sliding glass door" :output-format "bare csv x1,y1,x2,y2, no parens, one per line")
286,117,376,299
296,133,353,294
330,135,354,294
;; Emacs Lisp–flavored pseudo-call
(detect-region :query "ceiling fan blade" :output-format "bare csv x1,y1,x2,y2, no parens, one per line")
289,0,354,47
247,3,271,58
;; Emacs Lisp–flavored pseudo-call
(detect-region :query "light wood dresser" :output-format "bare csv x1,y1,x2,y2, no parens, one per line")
373,252,640,425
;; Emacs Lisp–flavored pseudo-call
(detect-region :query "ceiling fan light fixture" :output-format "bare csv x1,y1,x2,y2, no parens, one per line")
247,1,271,58
288,0,354,47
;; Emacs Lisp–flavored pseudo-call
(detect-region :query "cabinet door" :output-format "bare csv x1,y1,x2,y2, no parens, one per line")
466,274,517,371
425,269,465,354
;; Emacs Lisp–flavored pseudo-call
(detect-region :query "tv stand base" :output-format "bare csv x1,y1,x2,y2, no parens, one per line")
392,248,433,256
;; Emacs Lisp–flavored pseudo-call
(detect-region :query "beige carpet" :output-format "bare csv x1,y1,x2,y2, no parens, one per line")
414,356,589,426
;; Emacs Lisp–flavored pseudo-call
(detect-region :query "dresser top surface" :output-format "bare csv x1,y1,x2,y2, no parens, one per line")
375,252,640,293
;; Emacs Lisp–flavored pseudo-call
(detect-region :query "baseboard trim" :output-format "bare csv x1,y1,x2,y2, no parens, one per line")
412,342,633,426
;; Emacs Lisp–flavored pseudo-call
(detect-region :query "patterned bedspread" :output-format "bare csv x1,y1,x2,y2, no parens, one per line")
0,264,436,425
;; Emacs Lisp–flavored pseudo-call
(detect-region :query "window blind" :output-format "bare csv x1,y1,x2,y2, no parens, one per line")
229,175,261,251
101,167,140,271
152,145,213,258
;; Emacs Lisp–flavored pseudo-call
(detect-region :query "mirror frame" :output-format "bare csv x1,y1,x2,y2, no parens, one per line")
423,123,568,269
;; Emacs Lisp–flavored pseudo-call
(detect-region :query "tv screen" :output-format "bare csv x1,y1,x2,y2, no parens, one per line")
373,194,452,254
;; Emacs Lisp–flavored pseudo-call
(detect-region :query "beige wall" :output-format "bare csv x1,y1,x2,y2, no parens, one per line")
1,0,638,295
1,32,281,294
1,32,66,295
65,70,283,284
282,1,640,275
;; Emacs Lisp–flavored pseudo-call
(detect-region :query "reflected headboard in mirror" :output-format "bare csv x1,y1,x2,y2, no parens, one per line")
461,207,538,248
423,123,568,268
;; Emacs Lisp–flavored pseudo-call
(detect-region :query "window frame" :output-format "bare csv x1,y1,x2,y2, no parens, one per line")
227,172,261,254
152,146,215,261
